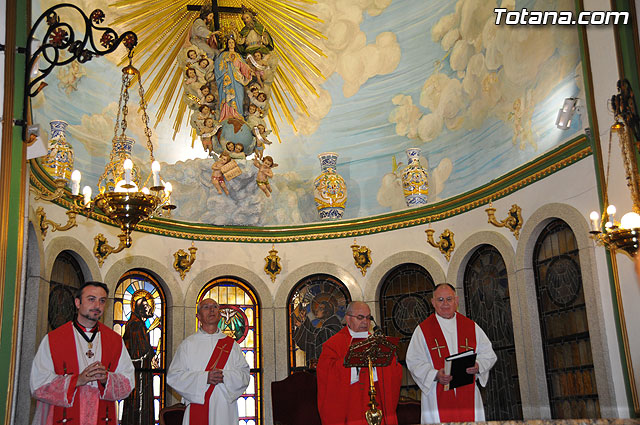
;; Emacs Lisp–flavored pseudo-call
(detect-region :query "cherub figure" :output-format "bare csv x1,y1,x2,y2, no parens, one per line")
185,49,200,67
223,141,235,156
191,104,212,134
200,117,218,155
249,91,268,110
252,124,272,160
253,155,277,197
245,103,263,128
229,142,246,159
211,152,231,196
196,57,213,81
247,51,269,87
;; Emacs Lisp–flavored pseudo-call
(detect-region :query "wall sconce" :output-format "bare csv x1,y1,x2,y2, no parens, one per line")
486,202,523,239
556,97,581,130
425,227,455,261
93,233,128,267
36,206,78,239
350,239,372,276
173,242,198,280
264,245,282,282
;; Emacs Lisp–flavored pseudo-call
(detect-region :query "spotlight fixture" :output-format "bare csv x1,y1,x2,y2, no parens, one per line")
556,97,580,130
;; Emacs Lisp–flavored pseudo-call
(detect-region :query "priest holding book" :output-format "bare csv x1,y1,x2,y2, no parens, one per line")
406,283,497,423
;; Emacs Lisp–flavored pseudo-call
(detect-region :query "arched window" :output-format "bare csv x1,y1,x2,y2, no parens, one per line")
199,277,261,425
534,219,600,418
379,264,434,400
463,245,523,420
48,251,84,330
287,274,351,372
113,271,166,425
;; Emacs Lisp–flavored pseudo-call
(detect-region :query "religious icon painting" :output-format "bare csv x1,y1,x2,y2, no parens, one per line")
113,270,166,425
287,274,351,371
198,277,262,425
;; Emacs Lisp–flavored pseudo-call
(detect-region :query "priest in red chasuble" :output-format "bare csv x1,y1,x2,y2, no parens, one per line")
406,283,497,424
316,301,402,425
167,298,250,425
30,281,135,425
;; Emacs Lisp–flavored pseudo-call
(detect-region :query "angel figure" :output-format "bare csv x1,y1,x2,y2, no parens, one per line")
252,123,272,160
211,152,231,196
253,155,277,197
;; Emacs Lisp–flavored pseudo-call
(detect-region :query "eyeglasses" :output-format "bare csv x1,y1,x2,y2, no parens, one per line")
435,296,455,303
346,314,373,321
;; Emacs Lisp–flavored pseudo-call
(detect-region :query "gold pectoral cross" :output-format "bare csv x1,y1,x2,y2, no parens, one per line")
460,338,473,351
431,338,446,358
86,342,94,358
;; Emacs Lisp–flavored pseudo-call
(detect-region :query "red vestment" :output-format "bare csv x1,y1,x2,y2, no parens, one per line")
419,313,476,422
47,321,128,424
317,327,402,425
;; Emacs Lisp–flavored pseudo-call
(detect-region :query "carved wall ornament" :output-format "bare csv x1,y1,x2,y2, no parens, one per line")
486,202,523,239
36,206,78,240
425,227,455,262
173,242,198,280
351,239,372,276
264,245,282,282
93,233,127,267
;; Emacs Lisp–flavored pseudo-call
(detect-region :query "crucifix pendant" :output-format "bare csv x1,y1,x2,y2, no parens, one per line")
86,342,94,358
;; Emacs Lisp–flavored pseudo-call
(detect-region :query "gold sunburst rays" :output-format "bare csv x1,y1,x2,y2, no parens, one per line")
108,0,327,143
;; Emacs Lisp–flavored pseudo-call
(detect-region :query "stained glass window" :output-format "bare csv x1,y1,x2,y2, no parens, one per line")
287,274,350,372
533,220,600,418
463,245,523,420
113,271,166,425
379,264,435,400
199,278,261,425
48,251,84,330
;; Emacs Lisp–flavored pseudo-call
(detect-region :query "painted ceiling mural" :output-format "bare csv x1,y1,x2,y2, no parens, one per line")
32,0,585,226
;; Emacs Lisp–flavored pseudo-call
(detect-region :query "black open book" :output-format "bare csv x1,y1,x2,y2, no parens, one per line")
443,350,477,391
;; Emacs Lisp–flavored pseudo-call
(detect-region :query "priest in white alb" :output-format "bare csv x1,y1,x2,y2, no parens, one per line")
167,298,250,425
406,283,497,423
30,281,135,425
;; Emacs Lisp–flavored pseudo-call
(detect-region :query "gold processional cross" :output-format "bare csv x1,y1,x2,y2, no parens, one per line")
186,0,243,32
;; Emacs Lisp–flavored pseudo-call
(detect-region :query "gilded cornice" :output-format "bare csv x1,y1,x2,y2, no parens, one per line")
30,135,592,243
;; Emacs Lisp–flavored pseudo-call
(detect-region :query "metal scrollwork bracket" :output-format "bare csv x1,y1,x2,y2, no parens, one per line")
36,206,78,239
173,242,198,280
33,178,68,202
21,3,138,138
93,233,127,267
485,203,523,239
425,228,455,262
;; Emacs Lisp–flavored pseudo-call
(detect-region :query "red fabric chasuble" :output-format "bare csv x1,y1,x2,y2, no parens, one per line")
419,313,476,422
48,321,123,424
189,336,235,424
317,327,403,425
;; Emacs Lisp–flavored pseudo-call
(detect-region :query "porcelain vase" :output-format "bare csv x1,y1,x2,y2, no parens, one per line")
41,120,74,180
401,148,429,207
313,152,347,220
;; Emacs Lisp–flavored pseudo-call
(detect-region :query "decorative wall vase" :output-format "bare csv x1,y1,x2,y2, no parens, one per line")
41,120,74,180
401,148,429,207
104,137,141,191
314,152,347,220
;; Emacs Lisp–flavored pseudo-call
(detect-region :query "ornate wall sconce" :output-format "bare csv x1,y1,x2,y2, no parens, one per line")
351,239,372,276
485,202,523,239
36,206,78,239
173,243,198,280
264,245,282,282
33,178,68,202
93,233,127,267
425,228,455,261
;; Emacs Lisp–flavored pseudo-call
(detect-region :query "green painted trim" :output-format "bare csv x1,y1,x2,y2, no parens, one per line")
31,134,592,242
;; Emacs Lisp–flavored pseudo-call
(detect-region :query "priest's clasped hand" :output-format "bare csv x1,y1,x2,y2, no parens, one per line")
435,368,452,385
77,362,108,387
207,368,224,385
465,362,479,375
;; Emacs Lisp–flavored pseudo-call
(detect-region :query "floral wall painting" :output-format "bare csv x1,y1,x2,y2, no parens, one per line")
33,0,584,226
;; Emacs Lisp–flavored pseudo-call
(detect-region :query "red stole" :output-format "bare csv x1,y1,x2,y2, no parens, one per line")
189,335,235,424
48,321,123,424
419,313,476,422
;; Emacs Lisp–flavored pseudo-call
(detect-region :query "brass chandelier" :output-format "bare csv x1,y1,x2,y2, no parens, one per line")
589,79,640,257
70,49,175,248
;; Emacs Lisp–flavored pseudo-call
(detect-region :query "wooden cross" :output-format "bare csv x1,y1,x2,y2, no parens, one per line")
86,349,95,359
187,1,244,32
460,338,473,352
431,338,446,358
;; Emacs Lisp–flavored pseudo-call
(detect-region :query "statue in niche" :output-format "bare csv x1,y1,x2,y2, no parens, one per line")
122,297,156,425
